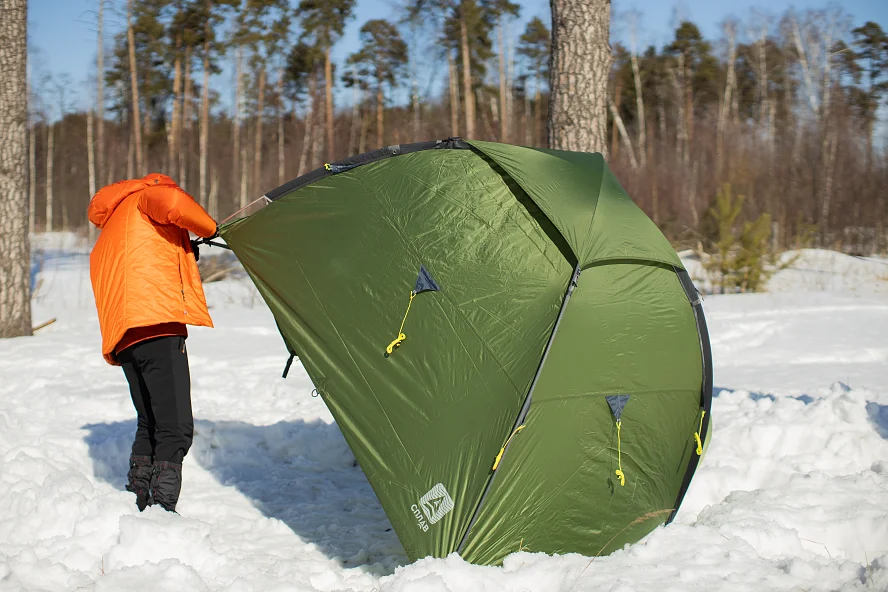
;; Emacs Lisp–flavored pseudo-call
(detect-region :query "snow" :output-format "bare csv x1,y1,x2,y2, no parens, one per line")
2,235,887,591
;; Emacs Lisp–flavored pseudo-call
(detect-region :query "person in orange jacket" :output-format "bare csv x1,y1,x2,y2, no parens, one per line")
88,173,217,512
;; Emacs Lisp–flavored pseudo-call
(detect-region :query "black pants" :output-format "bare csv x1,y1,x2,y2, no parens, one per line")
119,335,193,463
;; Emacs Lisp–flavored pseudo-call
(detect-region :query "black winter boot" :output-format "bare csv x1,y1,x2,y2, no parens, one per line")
150,461,183,513
126,455,154,511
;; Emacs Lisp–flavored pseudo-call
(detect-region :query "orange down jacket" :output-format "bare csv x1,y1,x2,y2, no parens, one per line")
88,173,217,365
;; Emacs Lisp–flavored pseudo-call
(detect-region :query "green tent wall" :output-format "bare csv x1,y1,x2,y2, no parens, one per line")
219,139,713,565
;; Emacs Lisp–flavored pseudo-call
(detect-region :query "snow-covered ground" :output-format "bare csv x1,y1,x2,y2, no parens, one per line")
1,234,887,591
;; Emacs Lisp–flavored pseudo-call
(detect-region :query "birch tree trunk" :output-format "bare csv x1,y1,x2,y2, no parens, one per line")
548,0,612,154
608,97,638,168
127,0,143,174
610,80,621,157
0,0,32,337
459,6,475,138
324,46,334,161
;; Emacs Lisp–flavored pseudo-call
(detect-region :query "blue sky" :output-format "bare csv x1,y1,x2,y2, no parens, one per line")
27,0,888,117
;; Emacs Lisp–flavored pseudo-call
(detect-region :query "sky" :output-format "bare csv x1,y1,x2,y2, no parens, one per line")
27,0,888,118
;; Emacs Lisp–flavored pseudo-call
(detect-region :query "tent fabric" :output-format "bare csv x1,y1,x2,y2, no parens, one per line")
466,141,683,269
219,140,712,566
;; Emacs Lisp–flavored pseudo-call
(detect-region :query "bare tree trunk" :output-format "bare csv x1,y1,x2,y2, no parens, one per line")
376,76,384,148
534,68,542,145
506,19,514,142
479,89,496,139
757,23,768,129
297,77,315,177
629,13,646,166
277,66,285,185
28,120,35,235
412,75,420,141
169,37,182,174
548,0,612,154
348,80,359,154
96,0,105,191
460,7,475,138
199,19,211,208
524,87,531,145
610,80,621,158
45,124,54,232
608,97,638,169
107,125,116,185
717,21,737,174
87,109,97,241
180,46,192,188
448,50,460,136
208,166,219,218
233,46,243,197
127,122,134,178
497,21,508,142
127,0,143,175
254,66,266,197
0,0,32,336
324,46,334,161
240,139,248,208
671,63,688,166
358,89,368,154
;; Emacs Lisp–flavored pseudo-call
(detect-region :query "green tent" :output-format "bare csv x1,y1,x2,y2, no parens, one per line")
219,139,713,565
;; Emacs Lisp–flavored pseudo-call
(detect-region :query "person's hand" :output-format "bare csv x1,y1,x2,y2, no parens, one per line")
209,224,219,240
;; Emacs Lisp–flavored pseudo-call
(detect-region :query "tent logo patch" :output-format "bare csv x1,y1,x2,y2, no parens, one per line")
418,483,454,525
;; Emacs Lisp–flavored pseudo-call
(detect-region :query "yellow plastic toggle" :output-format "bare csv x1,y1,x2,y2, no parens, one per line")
385,333,406,356
384,292,415,358
324,163,332,170
492,425,526,471
614,420,626,486
694,410,706,455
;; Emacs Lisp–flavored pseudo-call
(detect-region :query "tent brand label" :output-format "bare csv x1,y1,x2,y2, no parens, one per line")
419,483,454,525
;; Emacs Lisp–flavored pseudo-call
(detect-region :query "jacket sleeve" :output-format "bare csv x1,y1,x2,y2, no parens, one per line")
138,184,217,238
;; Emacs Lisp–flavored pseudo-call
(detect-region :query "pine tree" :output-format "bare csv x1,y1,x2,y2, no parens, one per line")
346,20,408,148
298,0,356,162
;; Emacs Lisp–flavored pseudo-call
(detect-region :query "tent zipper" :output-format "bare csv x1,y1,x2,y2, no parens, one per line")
456,264,581,554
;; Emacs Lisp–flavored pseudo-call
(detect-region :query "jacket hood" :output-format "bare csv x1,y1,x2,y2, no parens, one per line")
88,174,178,228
